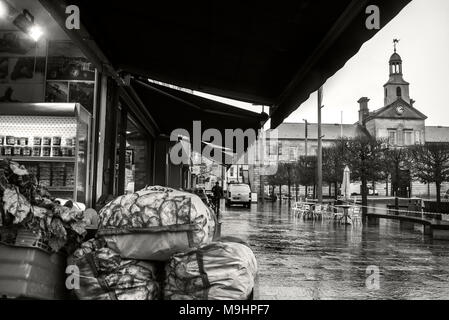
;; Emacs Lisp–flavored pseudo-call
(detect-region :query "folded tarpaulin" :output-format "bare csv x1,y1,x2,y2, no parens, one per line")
164,241,258,300
97,186,217,261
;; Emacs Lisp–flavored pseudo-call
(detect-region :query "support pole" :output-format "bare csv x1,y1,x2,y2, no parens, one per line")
317,87,323,203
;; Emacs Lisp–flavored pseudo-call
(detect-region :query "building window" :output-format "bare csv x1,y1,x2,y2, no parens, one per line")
288,147,296,161
268,142,277,155
230,167,234,177
404,130,413,145
278,142,282,155
415,131,421,144
388,130,397,146
396,87,402,97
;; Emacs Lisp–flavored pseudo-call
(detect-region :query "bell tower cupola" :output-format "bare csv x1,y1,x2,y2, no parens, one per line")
383,39,411,106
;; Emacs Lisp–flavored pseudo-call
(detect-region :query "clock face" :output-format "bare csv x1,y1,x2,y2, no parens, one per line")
396,105,404,114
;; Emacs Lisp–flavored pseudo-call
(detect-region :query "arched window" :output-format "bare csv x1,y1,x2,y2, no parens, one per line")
396,86,402,97
385,88,387,97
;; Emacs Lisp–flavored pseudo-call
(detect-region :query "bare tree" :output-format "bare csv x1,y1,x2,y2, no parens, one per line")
382,147,410,197
409,142,449,211
342,136,387,216
323,142,346,199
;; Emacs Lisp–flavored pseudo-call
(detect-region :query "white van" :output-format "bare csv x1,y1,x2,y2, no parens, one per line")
226,183,252,208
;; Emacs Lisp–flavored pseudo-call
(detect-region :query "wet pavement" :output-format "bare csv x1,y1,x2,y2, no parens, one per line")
219,201,449,300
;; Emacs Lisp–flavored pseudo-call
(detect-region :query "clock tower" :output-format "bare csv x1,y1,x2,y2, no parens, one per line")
383,41,411,106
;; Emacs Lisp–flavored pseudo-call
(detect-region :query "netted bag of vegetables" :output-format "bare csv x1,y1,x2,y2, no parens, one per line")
164,241,258,300
97,186,216,261
0,160,87,253
68,238,161,300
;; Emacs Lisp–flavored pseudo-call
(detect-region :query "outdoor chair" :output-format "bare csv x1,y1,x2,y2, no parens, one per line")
302,204,312,219
291,202,302,215
350,205,362,224
332,206,344,220
313,204,324,220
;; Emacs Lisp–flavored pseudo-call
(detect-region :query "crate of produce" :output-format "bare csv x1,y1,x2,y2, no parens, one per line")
0,229,68,300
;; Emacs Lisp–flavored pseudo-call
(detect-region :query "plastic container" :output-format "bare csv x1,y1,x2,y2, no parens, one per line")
0,230,68,300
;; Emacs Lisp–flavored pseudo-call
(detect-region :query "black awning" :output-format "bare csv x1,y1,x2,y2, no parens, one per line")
131,79,267,137
42,0,411,128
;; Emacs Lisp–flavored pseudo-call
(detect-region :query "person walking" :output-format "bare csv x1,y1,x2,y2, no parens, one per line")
211,182,223,216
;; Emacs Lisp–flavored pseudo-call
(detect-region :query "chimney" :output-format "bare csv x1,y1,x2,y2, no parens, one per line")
358,97,370,125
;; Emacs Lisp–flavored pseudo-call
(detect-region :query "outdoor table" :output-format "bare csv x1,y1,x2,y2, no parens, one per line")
334,204,353,224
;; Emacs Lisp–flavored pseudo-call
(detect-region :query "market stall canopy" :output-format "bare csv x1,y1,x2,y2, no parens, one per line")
131,78,267,142
41,0,411,128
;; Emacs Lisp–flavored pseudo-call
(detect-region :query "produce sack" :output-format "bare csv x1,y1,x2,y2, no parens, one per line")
164,241,258,300
68,239,161,300
97,186,216,261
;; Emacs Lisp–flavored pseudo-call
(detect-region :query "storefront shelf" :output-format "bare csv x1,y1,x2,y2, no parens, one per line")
1,156,76,163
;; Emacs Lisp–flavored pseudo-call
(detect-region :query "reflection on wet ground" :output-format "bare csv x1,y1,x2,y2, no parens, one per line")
220,201,449,300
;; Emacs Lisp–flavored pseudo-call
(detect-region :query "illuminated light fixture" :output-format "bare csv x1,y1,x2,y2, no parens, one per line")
0,1,7,18
13,9,44,41
0,0,17,19
28,24,43,41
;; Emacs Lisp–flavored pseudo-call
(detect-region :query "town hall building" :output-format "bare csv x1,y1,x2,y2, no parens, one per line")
246,46,449,199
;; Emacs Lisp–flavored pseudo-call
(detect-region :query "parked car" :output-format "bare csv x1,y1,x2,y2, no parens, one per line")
281,194,293,200
226,183,251,208
367,186,379,196
349,183,378,196
264,193,277,202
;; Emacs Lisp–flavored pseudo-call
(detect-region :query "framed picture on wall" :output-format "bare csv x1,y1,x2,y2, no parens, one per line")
45,81,69,103
0,31,46,102
68,81,94,112
47,41,95,81
0,31,46,57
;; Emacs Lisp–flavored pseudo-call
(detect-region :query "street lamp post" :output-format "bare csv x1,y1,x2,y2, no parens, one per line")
317,87,324,204
303,119,308,198
303,119,308,157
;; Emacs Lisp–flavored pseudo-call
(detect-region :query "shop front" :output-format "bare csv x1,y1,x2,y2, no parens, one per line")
0,0,413,302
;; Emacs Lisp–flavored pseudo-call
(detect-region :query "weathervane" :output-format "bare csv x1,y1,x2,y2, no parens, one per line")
393,39,400,53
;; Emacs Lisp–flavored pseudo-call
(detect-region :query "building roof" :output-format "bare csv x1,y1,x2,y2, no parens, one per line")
269,122,361,140
425,126,449,143
389,52,402,63
365,98,427,121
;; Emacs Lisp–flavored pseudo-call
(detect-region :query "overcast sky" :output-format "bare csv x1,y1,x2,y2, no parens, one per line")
195,0,449,128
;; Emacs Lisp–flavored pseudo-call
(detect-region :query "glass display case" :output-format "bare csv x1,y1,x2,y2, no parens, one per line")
0,103,92,205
